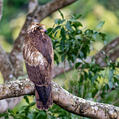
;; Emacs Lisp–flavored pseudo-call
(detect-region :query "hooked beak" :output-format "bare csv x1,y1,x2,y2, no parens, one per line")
40,25,47,33
40,29,47,33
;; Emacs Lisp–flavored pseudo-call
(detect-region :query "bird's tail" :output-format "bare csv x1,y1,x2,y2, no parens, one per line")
35,84,53,110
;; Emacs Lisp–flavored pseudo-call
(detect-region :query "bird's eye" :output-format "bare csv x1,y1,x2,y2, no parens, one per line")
39,26,42,30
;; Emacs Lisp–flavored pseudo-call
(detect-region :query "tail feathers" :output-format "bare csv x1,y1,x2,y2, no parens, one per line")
35,84,53,110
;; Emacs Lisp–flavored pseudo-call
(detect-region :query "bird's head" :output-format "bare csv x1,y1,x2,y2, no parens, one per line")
27,22,47,33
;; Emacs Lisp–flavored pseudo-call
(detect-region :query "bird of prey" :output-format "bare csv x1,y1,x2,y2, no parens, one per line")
23,22,54,110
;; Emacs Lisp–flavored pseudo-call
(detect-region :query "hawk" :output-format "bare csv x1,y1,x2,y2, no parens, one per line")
23,22,54,110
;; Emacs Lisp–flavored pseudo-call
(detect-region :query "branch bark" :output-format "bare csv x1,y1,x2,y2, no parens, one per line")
0,46,15,81
95,37,119,66
0,79,119,119
28,0,38,14
0,46,21,112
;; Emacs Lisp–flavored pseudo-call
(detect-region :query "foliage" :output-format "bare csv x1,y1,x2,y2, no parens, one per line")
47,12,105,64
0,96,81,119
68,60,119,101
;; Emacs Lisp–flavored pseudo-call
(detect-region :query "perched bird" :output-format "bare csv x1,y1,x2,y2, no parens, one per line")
23,22,54,110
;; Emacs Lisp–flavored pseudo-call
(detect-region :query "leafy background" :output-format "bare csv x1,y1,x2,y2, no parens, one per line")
0,0,119,119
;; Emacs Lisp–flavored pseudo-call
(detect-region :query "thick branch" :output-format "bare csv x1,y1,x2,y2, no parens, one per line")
28,0,38,14
0,79,118,119
53,61,73,78
0,46,15,80
95,37,119,66
35,0,77,22
0,47,21,113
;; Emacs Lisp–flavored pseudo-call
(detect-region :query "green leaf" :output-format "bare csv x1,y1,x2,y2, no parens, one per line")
109,69,113,81
85,29,93,36
108,69,114,89
75,35,82,40
28,102,35,107
96,21,105,30
60,27,66,38
69,19,82,27
91,75,97,83
55,19,65,24
99,32,106,41
0,113,7,117
75,62,81,69
5,114,9,119
65,21,73,31
47,28,53,34
58,10,64,19
27,112,36,119
54,53,59,64
61,55,65,62
53,25,61,32
79,51,84,58
77,30,82,34
36,111,47,119
71,14,82,19
24,96,30,104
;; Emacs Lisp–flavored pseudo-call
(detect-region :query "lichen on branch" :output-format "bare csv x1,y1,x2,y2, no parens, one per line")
0,79,119,119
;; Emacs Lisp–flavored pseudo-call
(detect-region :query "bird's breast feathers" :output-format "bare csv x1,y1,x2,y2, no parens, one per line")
23,42,47,67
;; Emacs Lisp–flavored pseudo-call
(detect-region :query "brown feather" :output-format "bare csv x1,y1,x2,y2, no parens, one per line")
23,23,53,110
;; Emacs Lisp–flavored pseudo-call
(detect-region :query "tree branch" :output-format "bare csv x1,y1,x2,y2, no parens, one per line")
0,46,15,81
53,61,73,78
95,37,119,66
11,0,77,54
0,79,118,119
28,0,38,14
0,46,21,113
